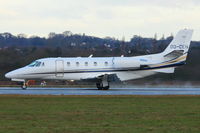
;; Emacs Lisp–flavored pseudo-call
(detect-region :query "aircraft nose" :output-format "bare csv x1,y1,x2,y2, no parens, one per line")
5,68,25,79
5,72,12,79
5,71,15,79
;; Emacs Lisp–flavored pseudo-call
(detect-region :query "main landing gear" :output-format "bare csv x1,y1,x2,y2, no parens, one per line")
96,75,110,90
96,82,109,90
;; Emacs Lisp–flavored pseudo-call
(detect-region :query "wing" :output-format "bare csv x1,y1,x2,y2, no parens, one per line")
81,73,121,82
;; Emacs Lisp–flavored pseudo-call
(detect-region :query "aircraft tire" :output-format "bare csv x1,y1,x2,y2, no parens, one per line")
96,83,103,90
102,86,109,90
96,83,110,90
21,82,27,90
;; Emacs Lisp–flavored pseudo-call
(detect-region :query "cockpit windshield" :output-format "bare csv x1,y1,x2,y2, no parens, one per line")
28,61,44,67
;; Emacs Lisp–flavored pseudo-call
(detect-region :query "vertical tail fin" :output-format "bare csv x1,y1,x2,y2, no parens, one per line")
162,29,193,58
153,29,193,74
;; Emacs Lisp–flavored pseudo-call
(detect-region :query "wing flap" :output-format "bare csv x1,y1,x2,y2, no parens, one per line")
152,68,175,73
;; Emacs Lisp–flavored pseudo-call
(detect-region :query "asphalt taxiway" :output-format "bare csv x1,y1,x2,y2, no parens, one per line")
0,87,200,95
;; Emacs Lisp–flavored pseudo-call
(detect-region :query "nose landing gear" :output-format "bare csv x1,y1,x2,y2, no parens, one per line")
21,82,28,90
18,80,29,90
20,80,36,90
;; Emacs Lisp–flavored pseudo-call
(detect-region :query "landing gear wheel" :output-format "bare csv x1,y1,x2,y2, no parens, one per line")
102,86,109,90
96,83,110,90
21,82,27,90
96,83,103,90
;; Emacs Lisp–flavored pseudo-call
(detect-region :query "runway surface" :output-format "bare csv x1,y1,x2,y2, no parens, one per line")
0,87,200,95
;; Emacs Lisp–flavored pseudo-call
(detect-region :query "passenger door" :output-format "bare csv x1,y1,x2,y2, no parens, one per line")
55,60,64,77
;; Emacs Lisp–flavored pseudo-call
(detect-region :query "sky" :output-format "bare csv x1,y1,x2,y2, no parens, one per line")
0,0,199,41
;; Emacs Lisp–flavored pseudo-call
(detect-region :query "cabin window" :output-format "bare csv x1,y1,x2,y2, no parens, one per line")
76,62,79,66
94,62,97,66
85,62,88,66
105,62,108,66
67,62,70,66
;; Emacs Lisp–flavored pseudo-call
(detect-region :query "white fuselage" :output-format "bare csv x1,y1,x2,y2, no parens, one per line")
5,53,164,82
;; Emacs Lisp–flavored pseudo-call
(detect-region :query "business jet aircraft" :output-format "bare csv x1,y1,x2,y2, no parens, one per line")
5,29,193,90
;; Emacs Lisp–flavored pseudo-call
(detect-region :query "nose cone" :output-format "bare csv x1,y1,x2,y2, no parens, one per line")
5,70,20,79
5,67,27,79
5,71,13,79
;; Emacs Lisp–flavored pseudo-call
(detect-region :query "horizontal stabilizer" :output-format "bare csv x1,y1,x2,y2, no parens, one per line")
153,68,175,73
